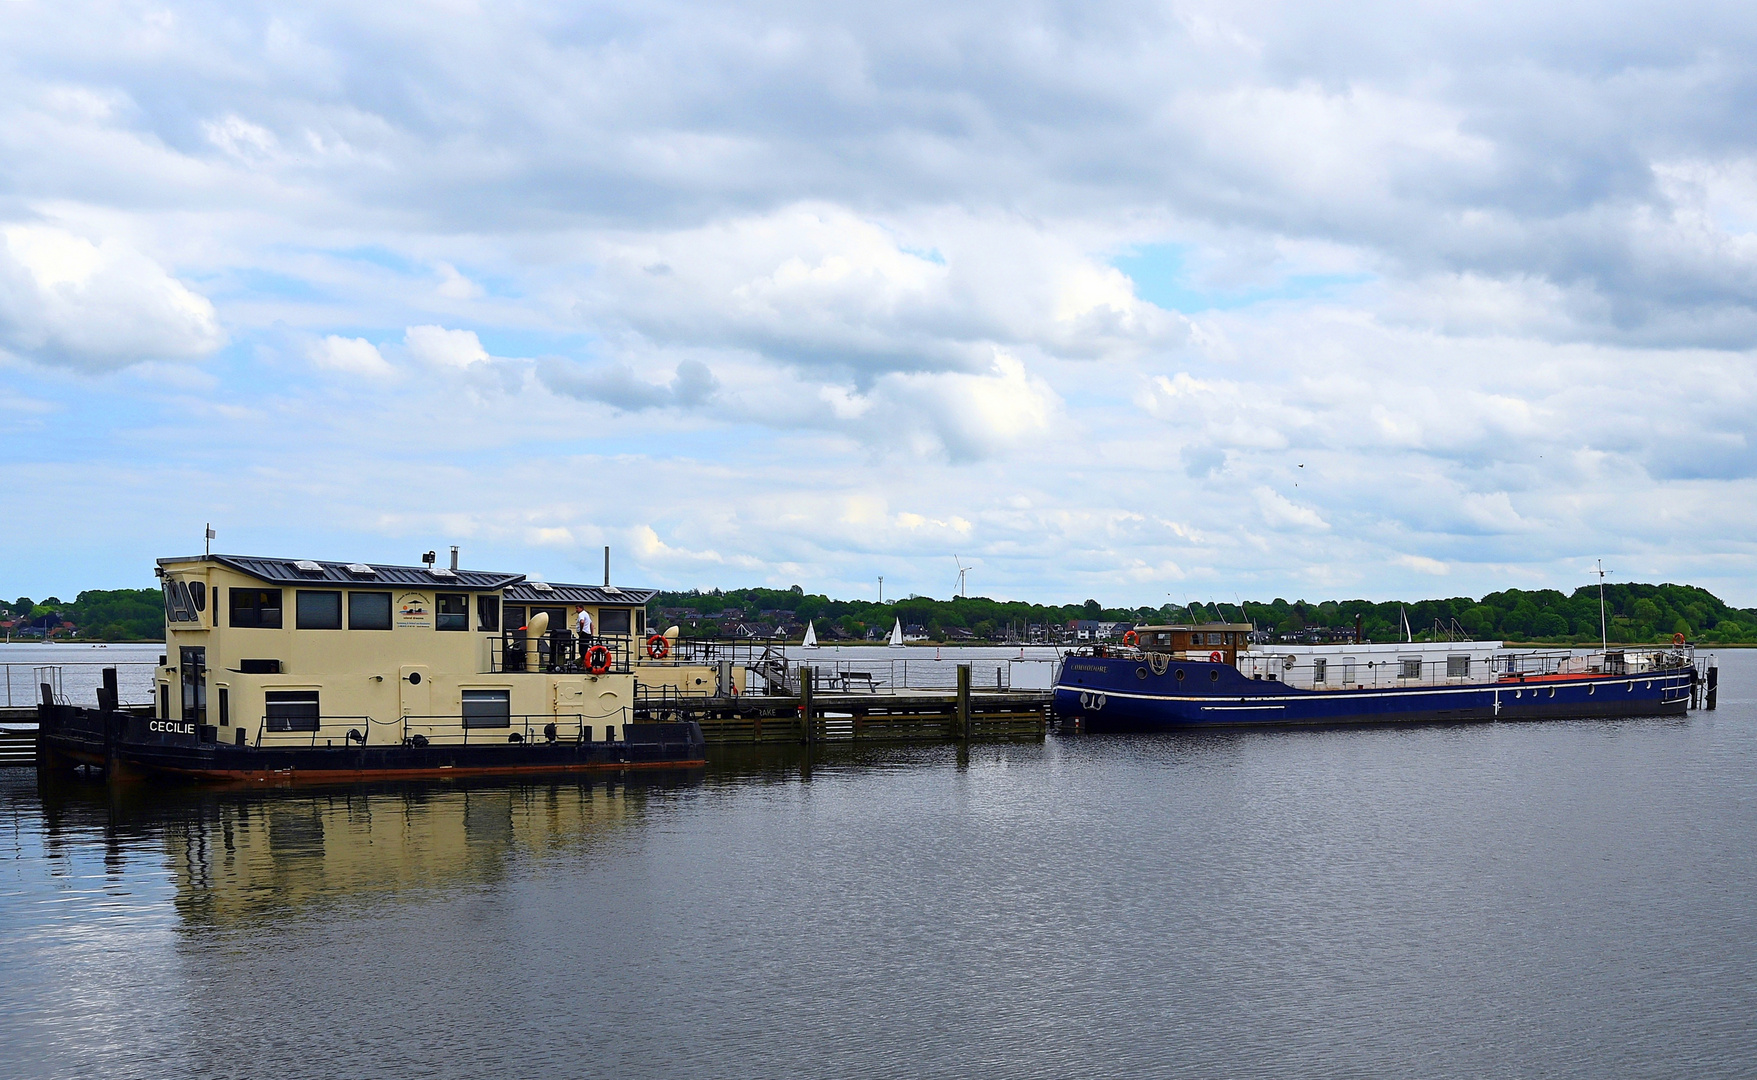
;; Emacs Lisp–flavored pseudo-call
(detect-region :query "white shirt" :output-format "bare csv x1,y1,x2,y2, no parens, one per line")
577,609,593,636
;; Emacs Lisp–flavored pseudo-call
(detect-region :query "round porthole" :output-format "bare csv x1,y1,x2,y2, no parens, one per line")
1136,667,1149,680
1515,689,1522,698
1589,685,1595,695
1175,669,1186,681
1628,683,1634,692
1645,681,1652,689
1548,687,1556,697
407,671,422,685
1209,670,1220,682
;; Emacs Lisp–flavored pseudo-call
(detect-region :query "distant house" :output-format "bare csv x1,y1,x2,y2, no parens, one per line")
903,624,930,642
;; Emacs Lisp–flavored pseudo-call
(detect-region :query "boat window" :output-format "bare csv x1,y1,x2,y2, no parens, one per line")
1447,655,1470,678
265,690,319,732
188,581,207,612
1312,658,1327,684
477,595,500,633
436,593,469,631
504,605,526,631
163,580,198,623
180,646,207,724
230,588,284,629
158,683,169,719
349,591,393,630
218,688,229,727
600,608,632,635
530,607,566,630
462,689,511,728
296,590,343,630
1399,658,1422,679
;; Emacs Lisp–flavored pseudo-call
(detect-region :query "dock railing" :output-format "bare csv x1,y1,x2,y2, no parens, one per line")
3,661,159,710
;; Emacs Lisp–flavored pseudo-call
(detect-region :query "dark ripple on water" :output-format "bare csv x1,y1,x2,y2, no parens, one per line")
3,655,1757,1078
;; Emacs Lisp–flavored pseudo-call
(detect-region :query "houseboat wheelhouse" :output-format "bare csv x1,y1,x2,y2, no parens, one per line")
1054,622,1710,731
36,553,717,783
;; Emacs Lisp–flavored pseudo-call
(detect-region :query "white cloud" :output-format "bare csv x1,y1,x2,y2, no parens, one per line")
309,334,395,377
404,325,490,367
0,225,223,371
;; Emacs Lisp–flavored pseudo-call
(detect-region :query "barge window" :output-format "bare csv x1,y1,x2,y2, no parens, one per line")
163,580,199,623
296,590,343,630
349,591,393,630
462,689,511,728
504,605,526,631
230,588,283,628
265,690,320,732
477,595,500,633
1447,655,1471,678
1312,658,1327,684
436,593,469,631
600,608,631,635
180,646,207,725
1399,658,1422,679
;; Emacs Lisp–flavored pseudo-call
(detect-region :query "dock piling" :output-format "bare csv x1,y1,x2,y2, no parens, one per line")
800,667,815,745
956,664,971,741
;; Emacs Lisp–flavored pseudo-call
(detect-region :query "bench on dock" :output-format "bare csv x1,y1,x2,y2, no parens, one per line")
835,671,880,692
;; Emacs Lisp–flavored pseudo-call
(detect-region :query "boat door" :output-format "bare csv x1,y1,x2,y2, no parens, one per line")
400,665,432,725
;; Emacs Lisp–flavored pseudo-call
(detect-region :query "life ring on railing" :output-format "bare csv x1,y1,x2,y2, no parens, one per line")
1122,629,1138,647
586,645,613,674
1208,651,1223,663
1672,632,1687,646
646,634,671,659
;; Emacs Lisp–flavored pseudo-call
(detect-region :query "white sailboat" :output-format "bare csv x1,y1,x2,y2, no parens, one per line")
889,617,905,648
802,620,818,649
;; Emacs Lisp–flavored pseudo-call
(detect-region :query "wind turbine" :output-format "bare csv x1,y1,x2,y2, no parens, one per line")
953,556,970,598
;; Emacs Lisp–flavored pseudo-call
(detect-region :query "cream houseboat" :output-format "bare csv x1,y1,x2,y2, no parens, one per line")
36,553,709,783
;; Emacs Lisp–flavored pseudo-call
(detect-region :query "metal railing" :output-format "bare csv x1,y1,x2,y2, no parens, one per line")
254,711,636,749
3,661,158,708
1226,646,1697,691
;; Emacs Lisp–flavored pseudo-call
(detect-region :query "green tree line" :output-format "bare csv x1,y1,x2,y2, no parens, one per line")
6,580,1751,645
4,589,166,641
649,581,1757,645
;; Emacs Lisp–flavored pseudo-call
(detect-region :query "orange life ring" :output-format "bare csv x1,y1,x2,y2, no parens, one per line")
1122,629,1139,647
646,634,670,659
586,644,613,674
1208,651,1223,663
1672,632,1687,645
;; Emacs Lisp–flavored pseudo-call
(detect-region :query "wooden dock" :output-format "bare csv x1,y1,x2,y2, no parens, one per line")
638,668,1050,745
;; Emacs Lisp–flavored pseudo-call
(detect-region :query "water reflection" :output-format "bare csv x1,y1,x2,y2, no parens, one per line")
29,770,706,931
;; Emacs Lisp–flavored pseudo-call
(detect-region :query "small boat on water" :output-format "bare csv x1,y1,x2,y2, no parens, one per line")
1053,622,1714,730
802,621,818,648
37,551,717,784
888,618,904,648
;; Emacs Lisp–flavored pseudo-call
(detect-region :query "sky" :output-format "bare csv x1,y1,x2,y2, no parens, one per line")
4,0,1757,607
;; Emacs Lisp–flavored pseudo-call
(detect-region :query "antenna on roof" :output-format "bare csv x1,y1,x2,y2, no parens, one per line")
204,524,215,557
422,550,436,570
1593,558,1614,651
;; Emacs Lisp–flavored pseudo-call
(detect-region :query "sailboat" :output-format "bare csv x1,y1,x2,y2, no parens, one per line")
889,617,905,648
802,621,818,649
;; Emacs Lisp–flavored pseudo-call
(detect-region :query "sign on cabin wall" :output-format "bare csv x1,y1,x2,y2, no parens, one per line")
396,592,433,630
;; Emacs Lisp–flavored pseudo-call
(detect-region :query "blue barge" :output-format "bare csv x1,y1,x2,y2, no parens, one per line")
1053,623,1709,731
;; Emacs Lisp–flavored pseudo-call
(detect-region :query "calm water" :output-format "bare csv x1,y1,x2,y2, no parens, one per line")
2,653,1754,1078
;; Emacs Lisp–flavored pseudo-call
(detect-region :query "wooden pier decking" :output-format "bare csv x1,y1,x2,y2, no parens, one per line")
637,668,1050,745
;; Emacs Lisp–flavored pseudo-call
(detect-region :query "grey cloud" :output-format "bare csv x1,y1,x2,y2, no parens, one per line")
538,357,719,410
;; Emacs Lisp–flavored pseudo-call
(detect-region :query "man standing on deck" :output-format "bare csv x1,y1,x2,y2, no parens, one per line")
577,606,593,644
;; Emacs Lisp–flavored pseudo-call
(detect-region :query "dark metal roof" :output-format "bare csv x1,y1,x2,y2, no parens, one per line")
504,582,656,605
181,554,526,591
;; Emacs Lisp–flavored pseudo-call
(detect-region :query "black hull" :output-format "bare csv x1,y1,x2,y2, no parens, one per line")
37,704,705,786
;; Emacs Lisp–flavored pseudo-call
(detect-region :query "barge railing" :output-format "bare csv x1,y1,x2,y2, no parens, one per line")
255,712,639,749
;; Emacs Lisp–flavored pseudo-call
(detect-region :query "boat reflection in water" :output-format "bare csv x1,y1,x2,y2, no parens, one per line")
36,769,705,929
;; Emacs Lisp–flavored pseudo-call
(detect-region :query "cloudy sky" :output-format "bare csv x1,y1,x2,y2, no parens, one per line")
4,0,1757,605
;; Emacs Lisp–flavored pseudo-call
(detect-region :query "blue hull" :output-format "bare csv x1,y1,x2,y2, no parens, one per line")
1053,656,1694,731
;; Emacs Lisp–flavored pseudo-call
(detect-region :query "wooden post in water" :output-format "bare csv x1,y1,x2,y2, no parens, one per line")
956,663,971,741
799,666,815,745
